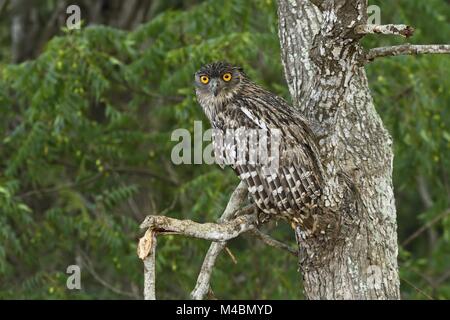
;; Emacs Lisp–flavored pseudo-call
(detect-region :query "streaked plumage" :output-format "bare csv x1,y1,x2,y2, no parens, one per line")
195,62,324,232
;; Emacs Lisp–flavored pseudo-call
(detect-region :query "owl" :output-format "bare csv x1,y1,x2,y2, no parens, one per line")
195,62,324,234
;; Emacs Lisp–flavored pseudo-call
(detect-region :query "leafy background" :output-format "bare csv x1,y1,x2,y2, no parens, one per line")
0,0,448,299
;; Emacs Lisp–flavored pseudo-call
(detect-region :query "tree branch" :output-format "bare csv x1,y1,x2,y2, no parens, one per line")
190,241,227,300
355,24,414,38
402,208,450,247
366,44,450,62
141,229,157,300
250,228,298,256
139,211,256,241
80,250,139,299
138,182,253,300
191,182,248,300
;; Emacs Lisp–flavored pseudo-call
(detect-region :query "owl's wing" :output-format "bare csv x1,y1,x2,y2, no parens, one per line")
229,98,324,220
277,122,324,208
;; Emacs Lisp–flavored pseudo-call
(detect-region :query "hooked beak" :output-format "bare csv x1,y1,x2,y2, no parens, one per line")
209,79,219,96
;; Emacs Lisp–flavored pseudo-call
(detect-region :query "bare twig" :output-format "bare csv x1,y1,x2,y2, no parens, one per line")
79,250,139,299
250,228,298,256
224,247,238,264
355,24,414,37
436,269,450,286
400,276,433,300
366,44,450,62
402,209,450,247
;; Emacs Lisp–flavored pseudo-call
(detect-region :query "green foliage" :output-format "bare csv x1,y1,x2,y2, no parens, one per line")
0,0,448,299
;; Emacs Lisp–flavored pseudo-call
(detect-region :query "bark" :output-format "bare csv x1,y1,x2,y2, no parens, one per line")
277,0,400,299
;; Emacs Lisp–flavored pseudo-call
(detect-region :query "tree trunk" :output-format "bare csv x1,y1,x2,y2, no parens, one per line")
10,0,30,63
277,0,400,299
8,0,158,62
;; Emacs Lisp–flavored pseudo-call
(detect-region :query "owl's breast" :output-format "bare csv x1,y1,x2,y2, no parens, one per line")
214,105,262,130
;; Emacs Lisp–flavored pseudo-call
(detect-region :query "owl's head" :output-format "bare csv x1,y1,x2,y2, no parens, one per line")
194,62,245,101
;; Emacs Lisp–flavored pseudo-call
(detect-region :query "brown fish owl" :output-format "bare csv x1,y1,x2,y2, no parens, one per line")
195,61,324,234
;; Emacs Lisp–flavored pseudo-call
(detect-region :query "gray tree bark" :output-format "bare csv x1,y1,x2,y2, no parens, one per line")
277,0,400,299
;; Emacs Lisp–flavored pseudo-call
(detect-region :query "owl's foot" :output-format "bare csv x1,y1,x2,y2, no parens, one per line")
231,204,257,219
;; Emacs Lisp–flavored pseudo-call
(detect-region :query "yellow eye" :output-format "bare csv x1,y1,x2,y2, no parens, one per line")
222,73,232,82
200,75,209,84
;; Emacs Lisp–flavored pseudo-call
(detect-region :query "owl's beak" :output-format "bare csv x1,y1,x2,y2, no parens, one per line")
209,79,219,96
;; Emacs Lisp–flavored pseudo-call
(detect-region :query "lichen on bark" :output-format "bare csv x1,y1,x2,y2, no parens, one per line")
277,0,400,299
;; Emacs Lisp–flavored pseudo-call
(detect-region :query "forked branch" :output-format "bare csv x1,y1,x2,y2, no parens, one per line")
138,182,257,300
139,181,299,300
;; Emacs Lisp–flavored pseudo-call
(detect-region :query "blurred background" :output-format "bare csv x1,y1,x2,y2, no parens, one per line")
0,0,448,299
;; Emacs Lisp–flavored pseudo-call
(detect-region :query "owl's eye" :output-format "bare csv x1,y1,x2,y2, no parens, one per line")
200,75,209,84
222,73,232,82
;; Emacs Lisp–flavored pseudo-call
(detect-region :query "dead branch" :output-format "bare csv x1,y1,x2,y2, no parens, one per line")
402,208,450,247
142,230,157,300
355,24,414,37
224,247,238,264
139,182,255,300
190,241,227,300
139,212,257,242
366,44,450,62
79,250,139,299
250,228,298,256
191,182,248,300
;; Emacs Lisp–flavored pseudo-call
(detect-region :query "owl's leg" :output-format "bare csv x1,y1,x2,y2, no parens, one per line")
255,207,272,225
232,199,270,225
231,203,258,221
